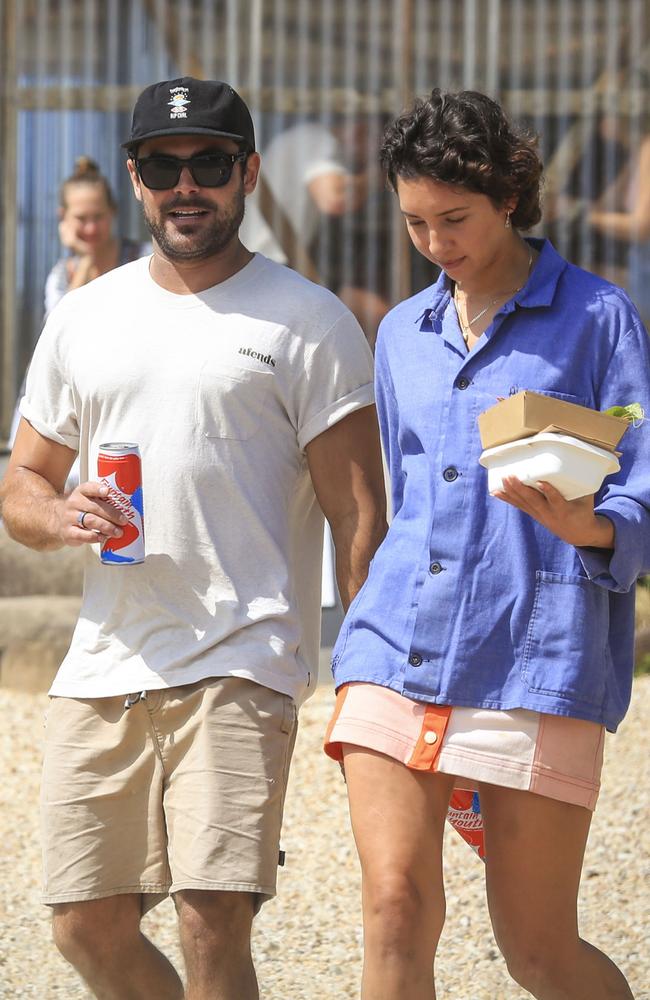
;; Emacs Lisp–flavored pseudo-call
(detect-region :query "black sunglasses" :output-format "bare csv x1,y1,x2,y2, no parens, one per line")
133,151,248,190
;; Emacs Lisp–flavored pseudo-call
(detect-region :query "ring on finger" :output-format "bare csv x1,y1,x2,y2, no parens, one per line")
77,510,90,529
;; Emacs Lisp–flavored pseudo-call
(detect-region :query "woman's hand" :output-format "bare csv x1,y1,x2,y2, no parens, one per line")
58,216,95,257
492,477,615,549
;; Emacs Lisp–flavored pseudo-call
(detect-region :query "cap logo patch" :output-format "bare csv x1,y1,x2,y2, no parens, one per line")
168,86,190,120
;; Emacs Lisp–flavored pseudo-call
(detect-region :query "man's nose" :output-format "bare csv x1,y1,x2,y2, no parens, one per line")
174,165,200,193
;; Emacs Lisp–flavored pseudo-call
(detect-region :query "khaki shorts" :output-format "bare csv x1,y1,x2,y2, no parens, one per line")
41,676,297,911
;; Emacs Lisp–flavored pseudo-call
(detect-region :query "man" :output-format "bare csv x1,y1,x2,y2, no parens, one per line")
0,77,386,1000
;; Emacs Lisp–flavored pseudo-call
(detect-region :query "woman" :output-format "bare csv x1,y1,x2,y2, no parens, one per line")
9,157,150,460
44,156,149,314
324,90,649,999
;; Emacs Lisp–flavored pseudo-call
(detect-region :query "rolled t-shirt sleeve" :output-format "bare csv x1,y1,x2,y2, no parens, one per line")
295,311,375,451
20,309,80,451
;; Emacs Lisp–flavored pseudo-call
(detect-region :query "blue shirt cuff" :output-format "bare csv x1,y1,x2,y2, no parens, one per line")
577,506,644,593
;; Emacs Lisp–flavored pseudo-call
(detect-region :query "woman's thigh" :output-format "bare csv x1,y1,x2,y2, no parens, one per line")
342,745,455,885
478,781,592,951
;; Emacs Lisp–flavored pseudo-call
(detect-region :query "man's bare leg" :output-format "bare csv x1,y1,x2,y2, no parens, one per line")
53,894,184,999
176,889,258,1000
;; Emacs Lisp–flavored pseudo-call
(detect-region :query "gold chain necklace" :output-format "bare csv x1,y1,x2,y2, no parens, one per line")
454,251,533,340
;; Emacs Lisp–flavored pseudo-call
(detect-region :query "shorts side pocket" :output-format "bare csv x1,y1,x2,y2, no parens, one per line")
280,694,296,736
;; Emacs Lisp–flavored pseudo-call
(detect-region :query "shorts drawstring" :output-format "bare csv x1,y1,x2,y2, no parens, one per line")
124,690,148,710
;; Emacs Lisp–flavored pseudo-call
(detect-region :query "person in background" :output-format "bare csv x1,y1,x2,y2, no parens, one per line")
241,115,390,348
7,158,150,464
324,88,648,1000
587,121,650,329
45,155,150,314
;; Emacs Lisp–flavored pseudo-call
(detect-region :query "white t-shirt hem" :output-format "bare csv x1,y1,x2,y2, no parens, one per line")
48,664,315,707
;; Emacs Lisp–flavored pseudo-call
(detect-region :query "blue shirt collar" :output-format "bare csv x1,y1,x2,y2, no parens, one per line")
415,238,567,326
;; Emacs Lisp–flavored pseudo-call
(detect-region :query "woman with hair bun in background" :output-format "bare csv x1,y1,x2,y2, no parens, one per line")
44,155,149,314
8,157,149,454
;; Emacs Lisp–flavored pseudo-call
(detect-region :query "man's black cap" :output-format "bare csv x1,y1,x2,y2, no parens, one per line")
122,77,255,152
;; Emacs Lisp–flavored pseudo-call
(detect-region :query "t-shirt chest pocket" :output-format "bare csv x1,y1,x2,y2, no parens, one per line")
196,362,273,441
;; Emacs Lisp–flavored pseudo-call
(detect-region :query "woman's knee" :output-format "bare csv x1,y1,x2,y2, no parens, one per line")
497,930,571,995
363,870,446,948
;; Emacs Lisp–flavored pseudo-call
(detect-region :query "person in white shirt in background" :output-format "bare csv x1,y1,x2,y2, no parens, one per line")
241,115,391,347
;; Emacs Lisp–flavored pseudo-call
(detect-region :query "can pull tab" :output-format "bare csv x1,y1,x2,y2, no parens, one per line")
124,690,148,710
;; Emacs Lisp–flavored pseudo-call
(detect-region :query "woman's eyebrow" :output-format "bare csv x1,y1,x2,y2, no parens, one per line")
401,205,471,218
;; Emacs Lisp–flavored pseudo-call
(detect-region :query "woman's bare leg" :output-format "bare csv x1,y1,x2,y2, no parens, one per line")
342,745,455,1000
479,783,634,999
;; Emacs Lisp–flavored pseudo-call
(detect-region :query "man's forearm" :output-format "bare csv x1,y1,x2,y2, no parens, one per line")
0,469,67,551
330,509,387,611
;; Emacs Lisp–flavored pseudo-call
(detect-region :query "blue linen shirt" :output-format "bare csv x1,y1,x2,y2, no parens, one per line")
332,239,650,731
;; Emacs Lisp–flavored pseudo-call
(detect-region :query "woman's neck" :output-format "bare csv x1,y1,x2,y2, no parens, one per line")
455,236,533,299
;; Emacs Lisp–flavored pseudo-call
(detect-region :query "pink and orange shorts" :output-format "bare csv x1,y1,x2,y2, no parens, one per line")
324,682,605,812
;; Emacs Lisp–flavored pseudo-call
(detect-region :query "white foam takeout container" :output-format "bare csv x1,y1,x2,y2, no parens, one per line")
479,432,621,501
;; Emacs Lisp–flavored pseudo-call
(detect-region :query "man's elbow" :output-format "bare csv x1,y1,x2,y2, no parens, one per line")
368,506,388,550
330,501,388,550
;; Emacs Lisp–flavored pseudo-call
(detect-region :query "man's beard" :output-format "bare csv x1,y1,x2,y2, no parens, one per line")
142,186,245,262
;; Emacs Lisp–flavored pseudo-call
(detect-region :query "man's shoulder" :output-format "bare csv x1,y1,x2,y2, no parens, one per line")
251,255,356,332
56,256,149,311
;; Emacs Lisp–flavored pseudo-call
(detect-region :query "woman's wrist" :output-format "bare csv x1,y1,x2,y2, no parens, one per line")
579,513,615,550
69,254,97,288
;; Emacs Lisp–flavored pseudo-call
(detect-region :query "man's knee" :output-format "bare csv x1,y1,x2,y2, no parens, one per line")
52,896,142,967
176,890,255,953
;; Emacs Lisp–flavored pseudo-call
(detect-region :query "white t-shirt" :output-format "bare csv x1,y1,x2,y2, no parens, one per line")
21,253,374,704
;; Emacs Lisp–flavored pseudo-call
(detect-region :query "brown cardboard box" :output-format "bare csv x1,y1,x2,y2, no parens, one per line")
478,391,628,452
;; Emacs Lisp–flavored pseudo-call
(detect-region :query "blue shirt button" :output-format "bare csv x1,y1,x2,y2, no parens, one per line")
429,561,443,574
408,652,423,667
457,377,470,390
443,467,459,482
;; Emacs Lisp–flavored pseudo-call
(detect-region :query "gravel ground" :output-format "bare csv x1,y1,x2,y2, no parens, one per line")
0,678,648,999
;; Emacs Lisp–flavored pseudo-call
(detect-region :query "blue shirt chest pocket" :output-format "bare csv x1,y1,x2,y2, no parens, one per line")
522,571,611,708
517,387,590,406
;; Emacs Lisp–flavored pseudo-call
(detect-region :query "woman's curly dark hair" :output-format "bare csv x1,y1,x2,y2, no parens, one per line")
380,89,543,230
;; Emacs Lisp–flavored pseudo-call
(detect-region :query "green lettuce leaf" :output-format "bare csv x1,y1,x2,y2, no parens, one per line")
603,403,645,423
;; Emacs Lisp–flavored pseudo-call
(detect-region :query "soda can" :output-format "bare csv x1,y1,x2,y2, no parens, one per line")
97,442,145,565
446,790,486,862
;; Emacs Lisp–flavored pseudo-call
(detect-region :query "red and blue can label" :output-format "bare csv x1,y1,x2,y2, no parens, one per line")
446,790,486,861
97,443,145,565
